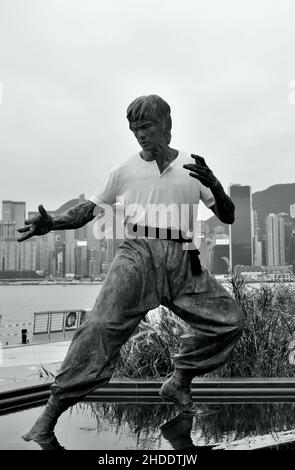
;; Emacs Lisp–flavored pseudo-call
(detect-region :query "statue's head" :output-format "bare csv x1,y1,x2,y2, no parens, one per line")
127,95,172,145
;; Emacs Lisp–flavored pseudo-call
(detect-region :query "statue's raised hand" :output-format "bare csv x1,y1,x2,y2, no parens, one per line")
183,154,219,189
17,205,54,242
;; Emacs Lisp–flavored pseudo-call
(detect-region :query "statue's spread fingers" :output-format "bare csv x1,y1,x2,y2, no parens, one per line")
184,164,206,176
38,204,48,218
191,154,205,162
17,229,35,242
191,155,207,166
24,218,33,225
189,172,202,179
183,164,197,170
17,226,31,233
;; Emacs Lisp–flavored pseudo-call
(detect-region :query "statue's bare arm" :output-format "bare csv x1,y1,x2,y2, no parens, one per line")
17,200,101,242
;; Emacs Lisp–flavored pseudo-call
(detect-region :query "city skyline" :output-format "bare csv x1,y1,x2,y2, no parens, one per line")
1,182,295,279
1,178,294,223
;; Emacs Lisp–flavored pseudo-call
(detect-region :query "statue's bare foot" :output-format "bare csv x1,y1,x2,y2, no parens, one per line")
159,375,194,412
23,426,65,450
22,417,54,443
22,395,72,448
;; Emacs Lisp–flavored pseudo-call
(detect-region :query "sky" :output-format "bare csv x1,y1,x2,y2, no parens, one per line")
0,0,295,220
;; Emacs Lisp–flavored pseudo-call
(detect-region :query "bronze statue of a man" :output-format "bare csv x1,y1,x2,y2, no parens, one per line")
18,95,245,446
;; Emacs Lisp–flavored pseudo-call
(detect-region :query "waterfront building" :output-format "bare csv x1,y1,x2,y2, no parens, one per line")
212,239,230,275
0,221,16,238
75,241,88,277
75,194,87,241
2,200,26,229
19,240,37,271
266,213,289,266
65,230,76,276
235,264,295,282
88,249,102,278
229,185,253,271
0,240,18,270
253,210,263,266
55,238,66,277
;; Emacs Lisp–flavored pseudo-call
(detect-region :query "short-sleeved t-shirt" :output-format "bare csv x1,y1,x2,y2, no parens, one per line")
89,151,215,236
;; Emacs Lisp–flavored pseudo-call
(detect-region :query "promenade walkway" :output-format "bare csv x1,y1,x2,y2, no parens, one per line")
0,341,70,386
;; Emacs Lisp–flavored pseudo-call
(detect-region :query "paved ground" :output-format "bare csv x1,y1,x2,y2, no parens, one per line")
0,341,70,386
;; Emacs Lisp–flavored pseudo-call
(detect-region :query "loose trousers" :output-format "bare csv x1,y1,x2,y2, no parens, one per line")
51,237,245,399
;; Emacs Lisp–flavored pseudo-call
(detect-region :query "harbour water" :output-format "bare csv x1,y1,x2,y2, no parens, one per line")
0,281,294,346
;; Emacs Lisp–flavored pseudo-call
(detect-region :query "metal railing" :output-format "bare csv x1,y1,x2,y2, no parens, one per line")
33,309,91,342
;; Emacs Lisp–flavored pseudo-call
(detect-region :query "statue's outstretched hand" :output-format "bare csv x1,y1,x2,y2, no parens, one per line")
17,204,54,242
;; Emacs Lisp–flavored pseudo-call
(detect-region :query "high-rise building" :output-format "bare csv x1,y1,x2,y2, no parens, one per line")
290,203,295,219
35,236,50,274
0,240,18,270
75,194,87,241
64,230,76,276
0,218,36,271
252,210,263,266
265,213,289,266
2,201,26,229
55,238,66,277
212,239,230,275
229,185,253,271
0,222,16,239
75,241,88,276
19,241,37,271
86,219,99,250
88,249,101,278
0,242,4,270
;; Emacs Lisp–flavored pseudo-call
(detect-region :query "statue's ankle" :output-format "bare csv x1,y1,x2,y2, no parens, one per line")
173,369,195,387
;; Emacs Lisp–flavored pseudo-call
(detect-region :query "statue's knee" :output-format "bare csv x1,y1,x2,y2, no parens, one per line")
86,316,109,334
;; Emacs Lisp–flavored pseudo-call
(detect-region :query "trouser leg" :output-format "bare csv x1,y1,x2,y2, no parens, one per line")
169,273,245,375
51,251,150,400
23,246,152,444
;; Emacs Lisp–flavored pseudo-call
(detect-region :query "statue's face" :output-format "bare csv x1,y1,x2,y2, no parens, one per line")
130,119,166,151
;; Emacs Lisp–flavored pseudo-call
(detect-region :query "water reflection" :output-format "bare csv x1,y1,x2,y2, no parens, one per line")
73,401,295,449
31,433,66,451
15,401,295,450
160,412,215,450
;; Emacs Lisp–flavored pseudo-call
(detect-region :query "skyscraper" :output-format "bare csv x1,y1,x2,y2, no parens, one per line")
253,209,263,266
212,239,230,275
75,241,88,276
266,212,289,266
2,201,26,229
88,249,101,278
229,185,253,271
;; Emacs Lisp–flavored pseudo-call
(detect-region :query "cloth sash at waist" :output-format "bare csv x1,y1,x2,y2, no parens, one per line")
126,224,202,275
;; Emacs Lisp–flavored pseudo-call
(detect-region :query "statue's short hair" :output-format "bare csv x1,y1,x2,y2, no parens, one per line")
126,95,172,144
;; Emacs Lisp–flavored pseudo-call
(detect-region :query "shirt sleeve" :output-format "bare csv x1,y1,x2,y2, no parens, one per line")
200,183,215,208
89,166,119,206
